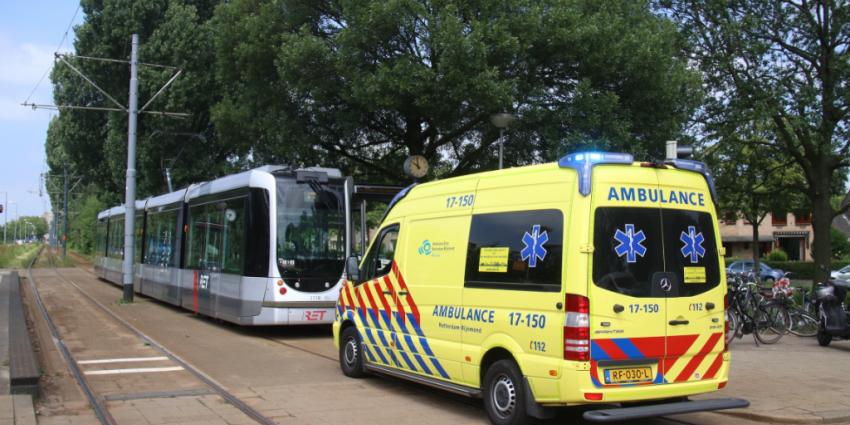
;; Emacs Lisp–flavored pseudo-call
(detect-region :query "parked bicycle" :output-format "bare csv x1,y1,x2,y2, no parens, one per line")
726,274,789,346
767,273,819,337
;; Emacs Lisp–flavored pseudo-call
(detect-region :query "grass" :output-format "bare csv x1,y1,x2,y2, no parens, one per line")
0,244,41,268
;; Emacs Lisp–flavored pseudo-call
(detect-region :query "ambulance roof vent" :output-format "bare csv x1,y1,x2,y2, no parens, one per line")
558,151,634,196
664,159,718,204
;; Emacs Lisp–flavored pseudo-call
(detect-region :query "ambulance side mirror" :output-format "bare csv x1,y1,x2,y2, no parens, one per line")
346,256,361,282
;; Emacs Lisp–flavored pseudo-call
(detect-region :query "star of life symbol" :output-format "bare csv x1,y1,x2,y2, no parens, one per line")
680,225,706,263
521,224,548,268
614,224,647,263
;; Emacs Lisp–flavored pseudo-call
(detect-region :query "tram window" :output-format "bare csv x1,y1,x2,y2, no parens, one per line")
221,199,246,274
135,213,144,263
96,219,107,256
145,209,178,267
108,216,124,259
186,197,247,274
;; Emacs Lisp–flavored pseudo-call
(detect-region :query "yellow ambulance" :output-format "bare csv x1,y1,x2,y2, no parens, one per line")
333,151,748,424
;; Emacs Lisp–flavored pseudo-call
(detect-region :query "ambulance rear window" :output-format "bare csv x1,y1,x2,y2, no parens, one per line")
465,210,563,292
593,207,720,298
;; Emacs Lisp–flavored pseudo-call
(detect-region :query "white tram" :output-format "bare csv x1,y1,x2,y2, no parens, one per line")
94,166,378,325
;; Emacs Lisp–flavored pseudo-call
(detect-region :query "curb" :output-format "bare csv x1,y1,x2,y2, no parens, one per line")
717,408,850,424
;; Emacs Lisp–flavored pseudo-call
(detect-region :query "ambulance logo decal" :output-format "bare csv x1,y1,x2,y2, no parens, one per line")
614,224,647,263
680,226,706,263
521,224,548,267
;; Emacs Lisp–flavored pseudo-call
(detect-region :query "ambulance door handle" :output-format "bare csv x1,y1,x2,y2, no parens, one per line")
398,290,408,296
382,290,393,295
669,319,690,326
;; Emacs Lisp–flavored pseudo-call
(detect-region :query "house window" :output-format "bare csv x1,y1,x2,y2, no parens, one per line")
771,213,787,226
794,213,812,225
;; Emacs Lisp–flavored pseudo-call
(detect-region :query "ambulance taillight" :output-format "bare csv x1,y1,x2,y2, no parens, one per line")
564,294,590,361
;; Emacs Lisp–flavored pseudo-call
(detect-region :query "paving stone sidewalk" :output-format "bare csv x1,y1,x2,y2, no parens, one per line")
698,333,850,424
0,395,37,425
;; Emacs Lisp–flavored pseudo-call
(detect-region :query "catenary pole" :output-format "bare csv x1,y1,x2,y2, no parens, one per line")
122,34,139,303
63,164,69,258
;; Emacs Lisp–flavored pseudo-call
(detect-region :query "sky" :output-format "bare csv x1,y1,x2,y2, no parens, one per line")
0,2,84,223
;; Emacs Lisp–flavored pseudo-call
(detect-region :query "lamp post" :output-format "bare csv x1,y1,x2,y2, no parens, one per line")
10,203,18,243
490,112,515,169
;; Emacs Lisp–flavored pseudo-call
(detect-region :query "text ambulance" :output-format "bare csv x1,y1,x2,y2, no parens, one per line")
333,151,748,425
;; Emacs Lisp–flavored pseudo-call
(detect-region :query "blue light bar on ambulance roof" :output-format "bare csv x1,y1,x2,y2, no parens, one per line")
558,151,634,196
665,159,718,204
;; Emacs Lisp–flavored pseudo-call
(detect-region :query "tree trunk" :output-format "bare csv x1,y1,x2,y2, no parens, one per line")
751,220,761,284
811,183,833,284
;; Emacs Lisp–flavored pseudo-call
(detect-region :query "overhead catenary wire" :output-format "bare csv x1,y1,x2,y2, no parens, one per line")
23,4,81,105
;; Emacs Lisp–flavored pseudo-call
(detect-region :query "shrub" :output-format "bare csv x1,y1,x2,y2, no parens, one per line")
763,259,850,280
766,248,789,262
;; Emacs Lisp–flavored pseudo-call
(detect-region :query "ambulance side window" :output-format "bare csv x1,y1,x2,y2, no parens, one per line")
464,210,563,292
361,225,399,283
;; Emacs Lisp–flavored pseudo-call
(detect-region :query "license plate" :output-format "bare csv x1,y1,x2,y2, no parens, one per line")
604,367,653,384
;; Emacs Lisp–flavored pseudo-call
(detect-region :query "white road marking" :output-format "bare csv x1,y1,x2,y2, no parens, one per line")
78,356,169,365
84,366,184,375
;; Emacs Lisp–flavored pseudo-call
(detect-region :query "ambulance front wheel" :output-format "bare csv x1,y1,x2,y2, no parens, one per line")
340,326,366,378
483,359,532,425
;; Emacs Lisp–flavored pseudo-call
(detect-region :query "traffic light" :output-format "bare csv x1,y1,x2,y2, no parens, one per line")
0,204,3,213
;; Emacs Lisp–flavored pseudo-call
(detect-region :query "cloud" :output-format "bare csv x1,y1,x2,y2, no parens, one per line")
0,34,69,121
0,36,58,86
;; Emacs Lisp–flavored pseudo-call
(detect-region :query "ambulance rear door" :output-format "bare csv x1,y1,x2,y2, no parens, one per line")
587,167,667,388
655,168,725,385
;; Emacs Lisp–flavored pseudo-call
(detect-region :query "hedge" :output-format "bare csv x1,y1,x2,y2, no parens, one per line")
761,259,850,280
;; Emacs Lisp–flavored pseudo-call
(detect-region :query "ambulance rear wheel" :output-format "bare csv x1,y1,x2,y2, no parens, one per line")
340,326,365,378
483,359,531,425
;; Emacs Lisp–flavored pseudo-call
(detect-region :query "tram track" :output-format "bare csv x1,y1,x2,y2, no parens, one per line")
25,246,277,425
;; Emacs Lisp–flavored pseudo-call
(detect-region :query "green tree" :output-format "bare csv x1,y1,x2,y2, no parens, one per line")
831,228,850,260
709,123,805,279
47,0,226,202
665,0,850,283
212,0,701,181
68,191,107,255
0,216,49,242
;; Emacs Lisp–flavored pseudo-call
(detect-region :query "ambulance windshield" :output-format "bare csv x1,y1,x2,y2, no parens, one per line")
592,207,720,298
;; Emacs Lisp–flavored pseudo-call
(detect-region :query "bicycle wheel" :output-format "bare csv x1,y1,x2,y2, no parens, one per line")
725,308,740,346
754,301,789,344
788,309,818,337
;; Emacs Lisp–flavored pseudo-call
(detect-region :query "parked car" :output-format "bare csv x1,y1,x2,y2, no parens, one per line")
726,260,785,283
832,264,850,282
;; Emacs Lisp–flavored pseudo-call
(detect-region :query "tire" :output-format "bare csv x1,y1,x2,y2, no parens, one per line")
725,309,740,347
788,310,818,337
754,302,788,344
482,360,532,425
817,329,832,347
339,326,366,378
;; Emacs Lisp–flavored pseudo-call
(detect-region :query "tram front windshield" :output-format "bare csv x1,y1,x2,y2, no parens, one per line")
276,177,346,292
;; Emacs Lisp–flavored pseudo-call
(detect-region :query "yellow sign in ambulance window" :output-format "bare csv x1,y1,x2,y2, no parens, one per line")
684,267,706,283
479,247,509,273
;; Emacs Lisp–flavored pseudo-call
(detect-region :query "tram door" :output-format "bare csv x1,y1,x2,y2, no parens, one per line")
188,202,225,316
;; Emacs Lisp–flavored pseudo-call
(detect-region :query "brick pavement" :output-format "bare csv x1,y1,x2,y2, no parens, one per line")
698,333,850,423
24,265,850,424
